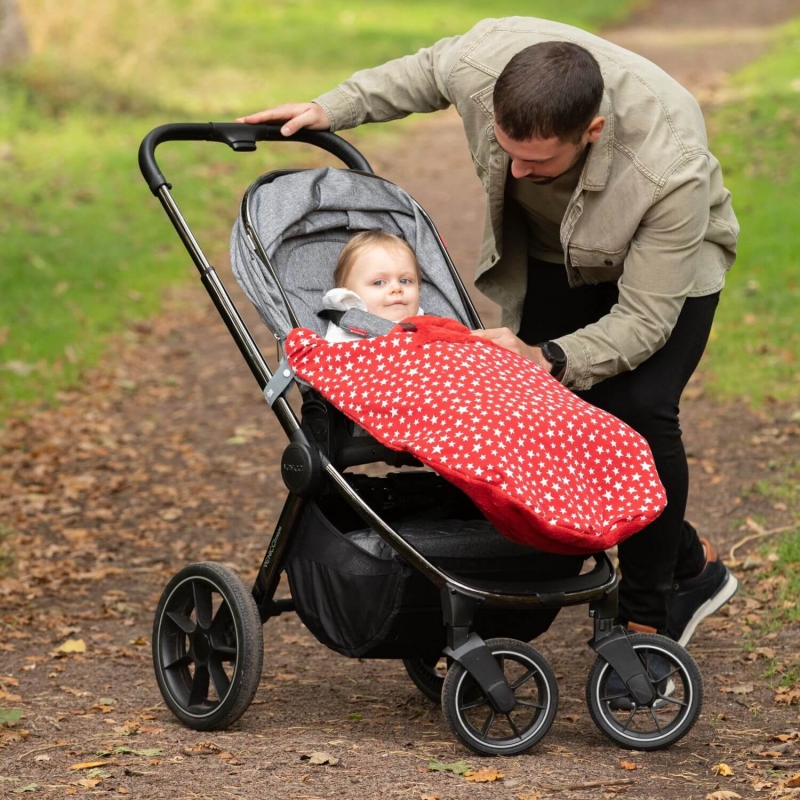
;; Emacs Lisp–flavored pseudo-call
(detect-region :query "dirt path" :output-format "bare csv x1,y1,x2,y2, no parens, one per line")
2,2,800,798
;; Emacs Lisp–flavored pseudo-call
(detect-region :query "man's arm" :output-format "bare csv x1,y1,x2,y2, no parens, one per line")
475,155,714,389
555,154,713,390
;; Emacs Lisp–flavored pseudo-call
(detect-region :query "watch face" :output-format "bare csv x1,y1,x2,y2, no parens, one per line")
542,341,566,366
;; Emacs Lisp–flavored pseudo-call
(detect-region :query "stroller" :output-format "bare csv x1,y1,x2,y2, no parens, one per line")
139,123,702,756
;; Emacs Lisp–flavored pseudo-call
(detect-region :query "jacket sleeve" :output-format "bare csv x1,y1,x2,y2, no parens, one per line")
312,34,468,130
554,154,712,391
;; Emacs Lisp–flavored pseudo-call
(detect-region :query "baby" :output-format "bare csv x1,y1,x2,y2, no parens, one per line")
322,230,423,342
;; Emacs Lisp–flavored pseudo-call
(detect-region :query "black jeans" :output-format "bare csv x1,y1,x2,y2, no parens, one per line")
517,257,714,632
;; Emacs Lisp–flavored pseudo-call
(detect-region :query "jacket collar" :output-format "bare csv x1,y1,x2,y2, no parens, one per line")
581,92,614,192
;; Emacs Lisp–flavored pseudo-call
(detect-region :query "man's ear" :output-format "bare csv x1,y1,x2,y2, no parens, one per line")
585,116,605,144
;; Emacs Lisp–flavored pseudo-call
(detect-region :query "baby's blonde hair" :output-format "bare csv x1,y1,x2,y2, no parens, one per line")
334,230,420,288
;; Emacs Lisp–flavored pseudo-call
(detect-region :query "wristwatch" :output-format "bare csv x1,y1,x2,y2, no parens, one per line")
537,341,567,380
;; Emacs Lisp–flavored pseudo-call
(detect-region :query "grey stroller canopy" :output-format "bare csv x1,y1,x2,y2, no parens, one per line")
230,167,474,339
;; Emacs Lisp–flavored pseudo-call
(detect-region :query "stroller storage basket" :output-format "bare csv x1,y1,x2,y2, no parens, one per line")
286,473,585,659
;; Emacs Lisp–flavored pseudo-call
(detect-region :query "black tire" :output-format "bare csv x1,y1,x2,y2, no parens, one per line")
441,638,558,756
152,562,263,731
586,632,703,751
403,656,446,702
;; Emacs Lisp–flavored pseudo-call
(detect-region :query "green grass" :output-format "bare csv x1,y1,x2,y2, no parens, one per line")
704,19,800,404
0,0,636,420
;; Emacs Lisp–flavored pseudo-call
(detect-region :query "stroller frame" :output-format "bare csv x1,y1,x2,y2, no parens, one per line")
139,123,703,754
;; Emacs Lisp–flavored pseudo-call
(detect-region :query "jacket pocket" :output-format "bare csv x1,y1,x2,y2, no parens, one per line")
568,244,628,284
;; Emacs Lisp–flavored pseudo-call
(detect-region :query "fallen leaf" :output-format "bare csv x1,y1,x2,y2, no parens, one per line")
427,759,470,775
54,639,86,655
300,751,338,766
76,778,101,789
620,760,637,771
159,508,182,522
275,673,298,682
719,683,753,695
421,795,440,800
0,709,23,726
465,768,503,782
713,763,734,776
182,742,220,756
11,785,38,794
69,761,113,771
706,792,741,800
563,714,580,723
786,774,800,788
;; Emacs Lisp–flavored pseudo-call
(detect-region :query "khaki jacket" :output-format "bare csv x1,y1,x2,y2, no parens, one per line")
315,17,739,389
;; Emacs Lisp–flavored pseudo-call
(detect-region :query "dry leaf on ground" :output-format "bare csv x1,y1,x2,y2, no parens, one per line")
300,751,338,766
464,767,504,782
68,761,114,771
713,763,734,776
706,792,741,800
620,760,637,771
54,639,86,655
719,683,754,695
785,773,800,788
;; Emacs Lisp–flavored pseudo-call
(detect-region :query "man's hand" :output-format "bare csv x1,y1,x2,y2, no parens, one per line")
235,103,331,136
471,327,551,371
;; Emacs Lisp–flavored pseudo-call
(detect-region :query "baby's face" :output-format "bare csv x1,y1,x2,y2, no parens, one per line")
343,244,421,322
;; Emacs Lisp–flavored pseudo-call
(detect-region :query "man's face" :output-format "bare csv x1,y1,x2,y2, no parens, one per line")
494,117,605,184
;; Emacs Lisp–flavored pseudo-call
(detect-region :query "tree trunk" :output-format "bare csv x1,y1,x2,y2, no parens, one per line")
0,0,29,68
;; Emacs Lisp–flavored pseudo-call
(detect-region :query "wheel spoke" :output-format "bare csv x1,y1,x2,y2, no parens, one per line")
163,653,192,672
620,707,638,733
166,611,195,635
209,656,231,700
188,664,210,707
460,696,489,711
192,582,214,630
214,644,237,661
209,600,233,641
601,692,632,703
510,669,535,690
657,666,682,683
515,699,545,709
480,710,495,740
505,712,522,740
657,694,688,708
648,705,663,733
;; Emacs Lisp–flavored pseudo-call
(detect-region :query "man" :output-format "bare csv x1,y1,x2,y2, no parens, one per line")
238,17,739,644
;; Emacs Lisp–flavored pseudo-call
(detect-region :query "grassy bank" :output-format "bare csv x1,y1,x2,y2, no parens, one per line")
704,19,800,405
0,0,636,419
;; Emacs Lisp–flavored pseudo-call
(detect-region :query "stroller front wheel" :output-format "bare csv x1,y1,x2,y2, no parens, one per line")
152,562,263,731
586,632,703,750
441,638,558,756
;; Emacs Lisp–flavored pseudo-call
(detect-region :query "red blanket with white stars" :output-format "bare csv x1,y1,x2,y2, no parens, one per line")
285,316,666,555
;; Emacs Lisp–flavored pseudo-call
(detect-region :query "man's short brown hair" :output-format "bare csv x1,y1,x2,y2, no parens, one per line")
493,41,604,144
333,230,420,287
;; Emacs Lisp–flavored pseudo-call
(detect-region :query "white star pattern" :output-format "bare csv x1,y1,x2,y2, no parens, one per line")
286,319,667,555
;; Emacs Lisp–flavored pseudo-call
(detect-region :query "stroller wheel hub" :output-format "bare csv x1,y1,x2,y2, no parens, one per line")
191,631,211,663
281,442,324,496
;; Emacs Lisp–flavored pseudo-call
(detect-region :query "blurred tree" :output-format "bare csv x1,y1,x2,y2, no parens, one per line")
0,0,28,67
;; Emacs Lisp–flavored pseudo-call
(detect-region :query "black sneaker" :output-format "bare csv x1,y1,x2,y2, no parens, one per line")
667,538,738,647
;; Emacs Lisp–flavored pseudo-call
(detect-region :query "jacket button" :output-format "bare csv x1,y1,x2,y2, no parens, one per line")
603,258,613,266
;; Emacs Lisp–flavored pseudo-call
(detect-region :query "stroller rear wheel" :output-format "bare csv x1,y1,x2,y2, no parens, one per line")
152,562,263,731
441,638,558,756
403,656,447,702
586,633,703,750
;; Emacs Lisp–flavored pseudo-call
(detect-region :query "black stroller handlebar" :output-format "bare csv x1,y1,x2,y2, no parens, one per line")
138,122,373,194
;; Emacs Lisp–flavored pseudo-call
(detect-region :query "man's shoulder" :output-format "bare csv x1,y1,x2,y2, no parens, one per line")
447,17,708,166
